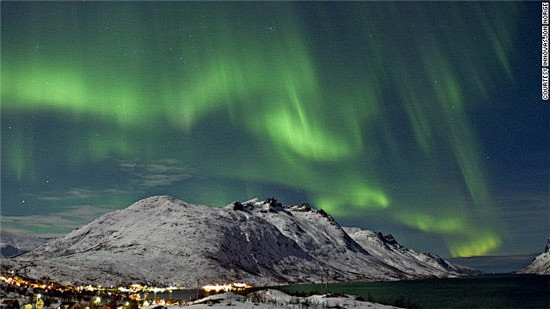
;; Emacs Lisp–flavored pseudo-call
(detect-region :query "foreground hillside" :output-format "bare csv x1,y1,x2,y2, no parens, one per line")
186,289,398,308
4,196,476,287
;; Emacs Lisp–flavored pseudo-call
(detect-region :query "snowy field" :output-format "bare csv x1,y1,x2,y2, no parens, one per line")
152,289,397,308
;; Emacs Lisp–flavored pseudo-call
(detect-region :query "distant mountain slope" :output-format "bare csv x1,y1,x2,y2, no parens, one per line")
0,229,53,258
448,254,539,274
518,238,550,275
5,196,477,287
343,227,478,276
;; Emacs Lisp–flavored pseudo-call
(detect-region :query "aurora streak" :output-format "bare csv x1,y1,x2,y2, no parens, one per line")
2,2,548,258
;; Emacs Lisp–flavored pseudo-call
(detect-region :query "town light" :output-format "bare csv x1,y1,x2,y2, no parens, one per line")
202,282,252,293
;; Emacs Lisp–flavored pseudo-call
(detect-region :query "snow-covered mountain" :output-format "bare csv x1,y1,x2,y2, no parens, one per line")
343,227,473,276
0,229,53,258
4,196,477,287
518,238,550,275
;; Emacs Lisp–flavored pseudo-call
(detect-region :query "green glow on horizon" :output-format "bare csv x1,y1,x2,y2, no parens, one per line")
395,210,502,257
449,231,502,257
395,212,465,234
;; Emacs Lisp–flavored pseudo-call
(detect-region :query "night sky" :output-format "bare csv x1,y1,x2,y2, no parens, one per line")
1,2,548,258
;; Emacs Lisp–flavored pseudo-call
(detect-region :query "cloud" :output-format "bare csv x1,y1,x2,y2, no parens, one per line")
1,204,114,236
28,158,193,204
118,158,195,189
134,173,193,188
2,158,195,236
34,188,129,202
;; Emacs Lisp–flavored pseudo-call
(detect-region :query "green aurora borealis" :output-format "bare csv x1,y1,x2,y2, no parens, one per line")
2,2,548,257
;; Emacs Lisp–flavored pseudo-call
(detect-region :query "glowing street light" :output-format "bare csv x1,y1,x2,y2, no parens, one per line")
93,296,101,305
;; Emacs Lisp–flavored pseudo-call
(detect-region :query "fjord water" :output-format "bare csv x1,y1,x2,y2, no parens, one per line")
278,275,549,309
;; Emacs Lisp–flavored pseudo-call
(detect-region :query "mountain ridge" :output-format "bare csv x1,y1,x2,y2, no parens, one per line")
3,196,478,287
